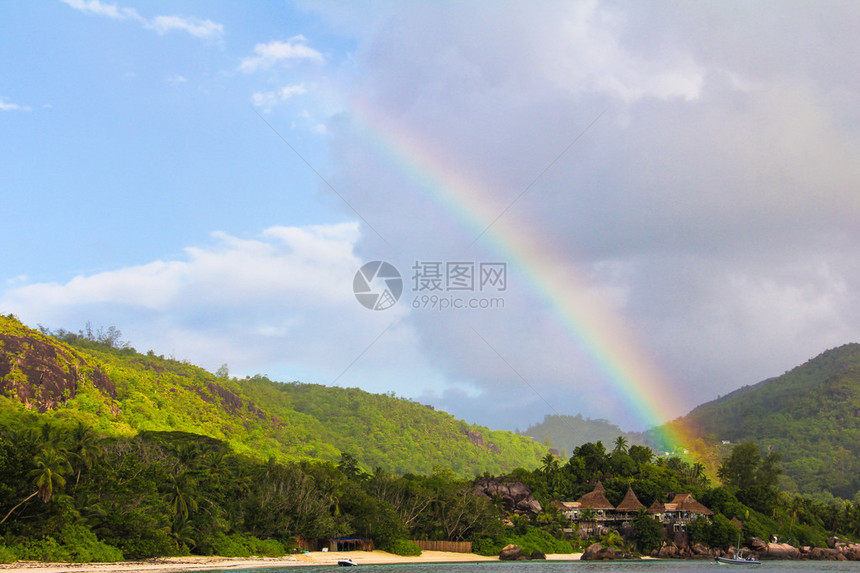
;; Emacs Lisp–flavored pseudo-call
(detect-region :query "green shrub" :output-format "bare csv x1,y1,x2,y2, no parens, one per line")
472,538,503,556
499,525,575,555
0,545,17,563
687,517,709,545
209,533,250,557
709,514,742,550
383,539,421,556
207,533,287,557
15,536,71,562
787,524,827,548
742,516,769,542
688,514,742,550
246,537,287,557
630,513,664,553
112,529,181,559
57,525,124,563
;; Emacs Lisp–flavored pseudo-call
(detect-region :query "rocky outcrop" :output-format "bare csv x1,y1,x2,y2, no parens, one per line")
204,382,266,419
759,542,800,560
652,537,860,562
843,544,860,561
497,545,549,561
582,543,610,561
473,477,542,514
808,547,846,560
581,542,640,561
461,429,501,453
0,333,115,411
748,540,860,561
690,543,712,559
498,544,523,560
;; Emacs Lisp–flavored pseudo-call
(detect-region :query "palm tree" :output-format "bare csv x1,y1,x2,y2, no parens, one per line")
613,436,629,455
691,462,707,485
67,422,103,486
540,452,560,475
1,448,71,524
165,472,198,521
169,514,197,551
39,421,63,448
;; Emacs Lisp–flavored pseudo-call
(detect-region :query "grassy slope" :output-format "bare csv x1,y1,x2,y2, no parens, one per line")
0,315,545,477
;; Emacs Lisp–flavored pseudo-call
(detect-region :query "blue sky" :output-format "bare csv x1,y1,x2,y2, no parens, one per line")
3,1,860,433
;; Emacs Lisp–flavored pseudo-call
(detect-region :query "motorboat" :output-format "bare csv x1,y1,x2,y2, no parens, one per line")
716,550,761,565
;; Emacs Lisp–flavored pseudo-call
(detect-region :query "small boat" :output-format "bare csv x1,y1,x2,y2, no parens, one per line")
716,551,761,565
337,558,358,566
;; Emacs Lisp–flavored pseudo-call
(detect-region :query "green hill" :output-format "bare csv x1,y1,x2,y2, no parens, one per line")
673,343,860,499
521,413,643,456
0,315,545,477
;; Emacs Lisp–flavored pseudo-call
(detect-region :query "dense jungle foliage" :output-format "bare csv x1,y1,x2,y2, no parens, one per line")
1,417,857,563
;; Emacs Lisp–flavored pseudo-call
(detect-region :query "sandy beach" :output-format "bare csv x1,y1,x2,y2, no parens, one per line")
0,550,584,572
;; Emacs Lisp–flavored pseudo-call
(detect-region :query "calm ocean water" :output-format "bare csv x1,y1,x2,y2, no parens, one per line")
205,561,860,573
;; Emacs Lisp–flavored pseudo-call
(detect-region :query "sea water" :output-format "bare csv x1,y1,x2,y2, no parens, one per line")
208,561,859,573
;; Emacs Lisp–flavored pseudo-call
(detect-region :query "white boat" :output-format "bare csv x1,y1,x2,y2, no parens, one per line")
716,551,761,565
337,558,358,566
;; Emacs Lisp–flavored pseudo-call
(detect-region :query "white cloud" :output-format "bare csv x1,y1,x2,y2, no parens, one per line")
147,15,223,39
240,37,324,73
252,84,308,111
0,223,441,392
59,0,140,21
0,97,32,112
60,0,223,40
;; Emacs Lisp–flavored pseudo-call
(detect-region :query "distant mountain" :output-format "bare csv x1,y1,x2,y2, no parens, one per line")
520,413,642,456
0,315,546,477
672,343,860,499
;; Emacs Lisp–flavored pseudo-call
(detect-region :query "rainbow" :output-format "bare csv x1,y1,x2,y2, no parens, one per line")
352,102,692,453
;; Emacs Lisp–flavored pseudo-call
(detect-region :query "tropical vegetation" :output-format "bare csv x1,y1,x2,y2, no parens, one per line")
1,314,859,562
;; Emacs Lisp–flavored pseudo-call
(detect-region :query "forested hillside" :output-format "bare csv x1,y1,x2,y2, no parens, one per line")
2,315,860,563
521,414,643,456
672,343,860,499
0,315,545,477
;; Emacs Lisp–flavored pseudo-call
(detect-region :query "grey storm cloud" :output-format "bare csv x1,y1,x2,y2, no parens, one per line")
312,1,860,430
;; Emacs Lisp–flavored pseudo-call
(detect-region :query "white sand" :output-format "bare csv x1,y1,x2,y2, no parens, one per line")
0,550,584,572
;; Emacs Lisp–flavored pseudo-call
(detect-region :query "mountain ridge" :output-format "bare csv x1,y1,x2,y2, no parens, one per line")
0,314,545,477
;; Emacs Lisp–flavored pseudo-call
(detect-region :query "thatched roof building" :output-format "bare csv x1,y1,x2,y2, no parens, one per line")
646,499,667,514
550,500,581,512
670,493,713,516
647,493,712,517
615,486,645,513
575,482,615,510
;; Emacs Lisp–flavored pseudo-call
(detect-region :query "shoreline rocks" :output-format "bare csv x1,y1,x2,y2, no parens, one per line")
648,538,860,561
581,542,640,561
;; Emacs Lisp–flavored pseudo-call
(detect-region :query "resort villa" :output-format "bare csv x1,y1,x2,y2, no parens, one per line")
552,482,713,537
